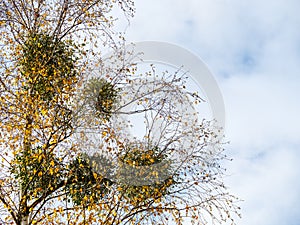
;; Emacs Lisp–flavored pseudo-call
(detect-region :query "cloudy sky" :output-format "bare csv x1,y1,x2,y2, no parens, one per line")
114,0,300,224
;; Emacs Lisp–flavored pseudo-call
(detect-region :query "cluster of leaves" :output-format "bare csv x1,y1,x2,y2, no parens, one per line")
11,146,64,198
84,78,119,120
65,155,113,206
118,145,175,207
120,146,167,166
11,147,114,209
19,33,79,102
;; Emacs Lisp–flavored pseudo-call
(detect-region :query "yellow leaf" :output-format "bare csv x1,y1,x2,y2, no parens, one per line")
41,108,47,116
93,172,97,179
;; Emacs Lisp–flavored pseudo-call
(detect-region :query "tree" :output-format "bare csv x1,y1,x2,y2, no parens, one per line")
0,0,240,224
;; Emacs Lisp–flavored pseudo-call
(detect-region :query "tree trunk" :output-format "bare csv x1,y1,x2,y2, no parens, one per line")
21,216,29,225
20,114,32,225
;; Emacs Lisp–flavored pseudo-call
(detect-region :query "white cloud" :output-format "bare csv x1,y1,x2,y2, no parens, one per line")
221,74,300,224
221,75,300,151
226,144,300,225
123,0,300,77
220,72,300,225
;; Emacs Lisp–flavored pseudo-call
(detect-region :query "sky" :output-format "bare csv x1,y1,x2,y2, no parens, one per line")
113,0,300,224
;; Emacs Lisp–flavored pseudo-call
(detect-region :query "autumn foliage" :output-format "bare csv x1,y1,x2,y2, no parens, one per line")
0,0,240,224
